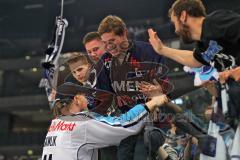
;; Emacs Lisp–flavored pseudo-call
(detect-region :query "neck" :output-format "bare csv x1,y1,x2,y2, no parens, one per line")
189,17,205,41
68,103,81,114
69,108,79,114
114,52,126,65
69,105,88,114
92,60,98,64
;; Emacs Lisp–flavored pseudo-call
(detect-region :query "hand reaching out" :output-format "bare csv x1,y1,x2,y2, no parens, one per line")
148,28,165,54
151,94,169,108
144,90,169,111
219,67,240,83
139,80,163,98
230,67,240,81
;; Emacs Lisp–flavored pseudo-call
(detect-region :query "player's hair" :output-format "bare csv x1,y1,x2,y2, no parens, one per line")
83,31,101,45
169,0,206,19
98,15,127,36
52,100,72,117
66,52,89,66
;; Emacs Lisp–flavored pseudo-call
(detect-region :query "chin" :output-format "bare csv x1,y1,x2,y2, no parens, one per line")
78,79,83,83
91,57,99,62
110,50,119,57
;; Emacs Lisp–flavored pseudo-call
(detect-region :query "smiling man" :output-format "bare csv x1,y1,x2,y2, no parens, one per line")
83,31,105,63
97,15,166,160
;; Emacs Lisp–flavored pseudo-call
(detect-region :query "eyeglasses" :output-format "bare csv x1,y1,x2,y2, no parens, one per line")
104,40,133,52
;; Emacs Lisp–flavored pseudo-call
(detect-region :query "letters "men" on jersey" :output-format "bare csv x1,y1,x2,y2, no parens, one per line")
49,121,76,132
112,80,140,92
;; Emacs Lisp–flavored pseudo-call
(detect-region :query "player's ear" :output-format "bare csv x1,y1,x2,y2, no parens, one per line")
73,95,80,105
180,10,187,23
124,29,128,38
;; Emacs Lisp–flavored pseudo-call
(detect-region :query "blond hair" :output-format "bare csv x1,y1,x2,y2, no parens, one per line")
52,100,72,117
66,52,89,66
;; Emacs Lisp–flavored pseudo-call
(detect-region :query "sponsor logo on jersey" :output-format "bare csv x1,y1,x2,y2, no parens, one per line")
44,136,57,147
48,121,76,132
112,80,140,92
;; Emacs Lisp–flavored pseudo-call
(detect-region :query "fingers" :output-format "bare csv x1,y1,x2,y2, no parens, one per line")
139,82,164,98
163,94,169,103
219,68,240,82
230,67,240,81
139,81,152,87
219,69,233,83
219,72,229,84
138,81,152,91
152,79,161,86
139,82,160,92
147,28,164,54
148,28,155,36
148,28,157,40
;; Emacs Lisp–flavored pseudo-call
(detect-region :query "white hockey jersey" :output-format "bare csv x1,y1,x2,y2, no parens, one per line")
42,104,148,160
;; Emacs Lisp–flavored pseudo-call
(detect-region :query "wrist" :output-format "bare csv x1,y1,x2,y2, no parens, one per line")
142,103,150,113
159,46,168,56
145,100,157,112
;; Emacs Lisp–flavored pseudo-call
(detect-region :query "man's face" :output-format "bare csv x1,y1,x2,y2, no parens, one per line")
170,12,193,44
70,64,90,83
101,31,128,57
85,39,105,62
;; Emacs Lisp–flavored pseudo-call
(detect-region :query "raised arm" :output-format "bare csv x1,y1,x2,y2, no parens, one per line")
148,28,203,68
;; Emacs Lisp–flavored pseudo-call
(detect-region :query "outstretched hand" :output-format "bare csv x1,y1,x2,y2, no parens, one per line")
148,28,164,54
230,67,240,82
219,67,240,83
151,94,169,107
139,81,163,98
144,92,169,112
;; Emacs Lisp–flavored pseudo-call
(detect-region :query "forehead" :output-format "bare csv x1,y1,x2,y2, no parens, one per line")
69,63,89,72
101,31,118,42
85,39,102,49
170,12,177,22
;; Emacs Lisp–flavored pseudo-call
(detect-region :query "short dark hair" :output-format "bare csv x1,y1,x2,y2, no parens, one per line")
169,0,206,19
83,31,101,45
98,15,127,36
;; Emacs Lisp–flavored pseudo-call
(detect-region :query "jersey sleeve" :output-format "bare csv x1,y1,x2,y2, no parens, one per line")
85,104,148,147
94,104,148,127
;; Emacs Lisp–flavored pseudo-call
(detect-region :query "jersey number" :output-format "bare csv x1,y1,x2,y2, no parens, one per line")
43,154,52,160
